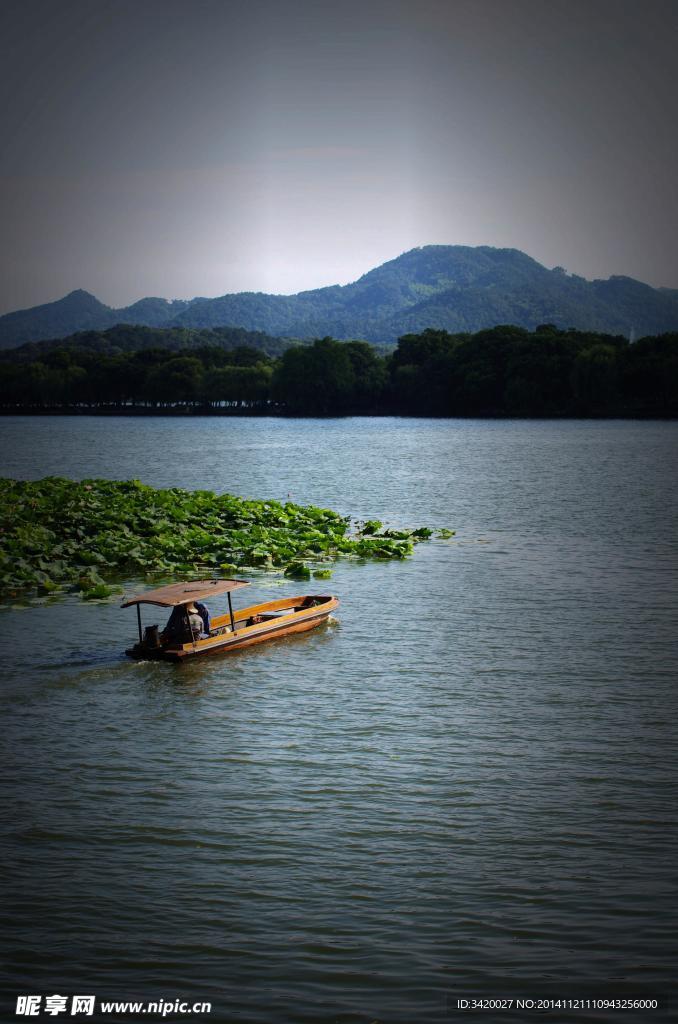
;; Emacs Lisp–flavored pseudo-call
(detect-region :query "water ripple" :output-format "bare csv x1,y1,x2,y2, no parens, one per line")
1,417,677,1022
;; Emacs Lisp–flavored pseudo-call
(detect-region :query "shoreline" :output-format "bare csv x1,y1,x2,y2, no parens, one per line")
0,407,675,420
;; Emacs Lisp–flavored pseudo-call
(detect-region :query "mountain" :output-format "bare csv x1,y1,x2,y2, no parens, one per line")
0,290,191,349
2,246,678,349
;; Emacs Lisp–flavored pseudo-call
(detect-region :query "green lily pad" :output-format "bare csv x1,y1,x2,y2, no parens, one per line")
284,561,311,580
0,476,442,605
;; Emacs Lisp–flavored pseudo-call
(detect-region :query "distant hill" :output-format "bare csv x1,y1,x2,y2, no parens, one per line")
0,324,296,363
2,246,678,348
0,289,191,349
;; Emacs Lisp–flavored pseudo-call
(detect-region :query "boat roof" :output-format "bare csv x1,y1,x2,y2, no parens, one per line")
121,579,250,608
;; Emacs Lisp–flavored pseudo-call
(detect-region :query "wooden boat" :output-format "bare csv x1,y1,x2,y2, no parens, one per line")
122,579,338,661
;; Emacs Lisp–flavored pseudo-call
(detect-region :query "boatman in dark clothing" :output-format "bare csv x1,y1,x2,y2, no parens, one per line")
162,601,211,642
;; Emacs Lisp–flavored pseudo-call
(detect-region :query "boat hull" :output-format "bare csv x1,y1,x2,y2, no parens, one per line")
125,594,338,661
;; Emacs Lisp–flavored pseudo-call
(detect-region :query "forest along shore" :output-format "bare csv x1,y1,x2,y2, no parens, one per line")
1,325,676,417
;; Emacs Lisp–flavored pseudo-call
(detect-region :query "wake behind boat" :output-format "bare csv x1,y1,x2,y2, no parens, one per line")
122,579,338,661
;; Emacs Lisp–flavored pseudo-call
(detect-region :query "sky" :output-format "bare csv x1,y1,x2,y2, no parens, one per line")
1,0,677,314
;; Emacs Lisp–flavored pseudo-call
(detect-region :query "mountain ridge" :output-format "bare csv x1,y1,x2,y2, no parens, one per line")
0,289,191,348
2,245,677,349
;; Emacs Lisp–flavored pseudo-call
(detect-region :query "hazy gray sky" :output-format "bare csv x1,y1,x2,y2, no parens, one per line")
1,0,677,312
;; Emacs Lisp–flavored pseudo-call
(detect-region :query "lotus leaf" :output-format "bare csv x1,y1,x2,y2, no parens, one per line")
0,477,446,604
359,520,382,535
81,584,121,601
284,561,311,580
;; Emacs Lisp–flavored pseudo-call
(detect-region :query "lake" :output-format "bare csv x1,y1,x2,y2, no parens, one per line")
1,416,677,1023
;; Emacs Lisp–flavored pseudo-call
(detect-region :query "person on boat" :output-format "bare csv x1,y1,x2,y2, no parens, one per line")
194,601,211,635
161,605,190,642
186,603,203,637
161,602,210,642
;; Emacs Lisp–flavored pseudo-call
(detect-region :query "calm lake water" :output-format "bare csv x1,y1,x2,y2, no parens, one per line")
1,416,677,1024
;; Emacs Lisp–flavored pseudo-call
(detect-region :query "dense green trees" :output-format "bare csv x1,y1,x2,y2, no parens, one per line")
0,345,275,411
271,338,387,414
385,326,666,416
4,323,293,362
1,326,676,417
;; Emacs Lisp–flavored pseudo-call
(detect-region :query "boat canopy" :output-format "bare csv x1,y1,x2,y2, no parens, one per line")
121,579,250,608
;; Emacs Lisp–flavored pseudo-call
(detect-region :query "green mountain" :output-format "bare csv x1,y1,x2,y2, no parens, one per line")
2,246,677,348
0,290,191,349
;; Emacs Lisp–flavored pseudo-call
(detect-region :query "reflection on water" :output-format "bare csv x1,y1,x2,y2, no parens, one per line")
1,417,677,1023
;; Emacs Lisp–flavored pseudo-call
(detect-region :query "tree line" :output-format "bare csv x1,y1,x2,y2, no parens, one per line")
0,325,676,416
